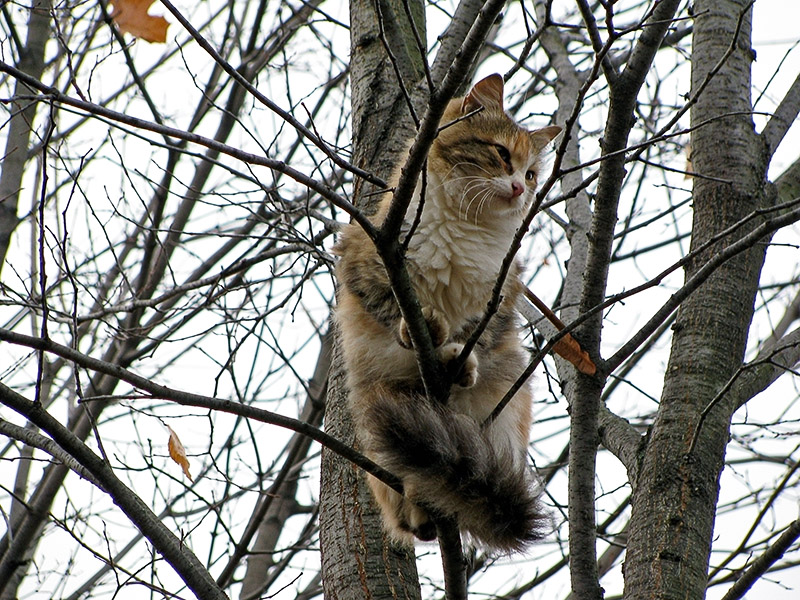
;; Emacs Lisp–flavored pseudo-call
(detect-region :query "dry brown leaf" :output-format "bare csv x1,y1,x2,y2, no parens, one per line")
552,333,597,376
523,286,597,375
110,0,169,44
167,425,193,482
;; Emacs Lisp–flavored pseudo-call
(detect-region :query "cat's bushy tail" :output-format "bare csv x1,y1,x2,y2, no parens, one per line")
365,393,547,552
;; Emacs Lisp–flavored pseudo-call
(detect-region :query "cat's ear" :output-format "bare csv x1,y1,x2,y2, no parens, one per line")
461,74,504,114
529,125,562,151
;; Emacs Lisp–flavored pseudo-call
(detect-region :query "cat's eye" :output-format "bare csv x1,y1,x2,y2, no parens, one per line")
495,145,511,165
525,170,536,182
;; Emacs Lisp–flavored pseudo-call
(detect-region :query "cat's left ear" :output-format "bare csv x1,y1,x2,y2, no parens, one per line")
461,74,504,114
529,125,562,151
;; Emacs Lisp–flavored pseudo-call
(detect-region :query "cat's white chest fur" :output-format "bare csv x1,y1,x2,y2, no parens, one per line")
406,176,524,327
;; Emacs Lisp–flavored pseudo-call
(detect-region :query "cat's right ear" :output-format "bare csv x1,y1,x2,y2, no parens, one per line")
530,125,562,151
461,74,504,114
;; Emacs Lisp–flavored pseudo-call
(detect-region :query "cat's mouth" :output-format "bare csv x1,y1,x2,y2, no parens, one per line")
488,179,529,208
493,191,529,210
455,183,528,218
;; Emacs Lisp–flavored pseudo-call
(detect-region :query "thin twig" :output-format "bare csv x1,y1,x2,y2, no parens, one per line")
436,515,467,600
0,60,375,236
158,0,384,188
0,328,404,495
719,518,800,600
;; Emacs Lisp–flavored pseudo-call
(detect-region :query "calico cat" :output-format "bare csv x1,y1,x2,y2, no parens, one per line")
334,74,560,552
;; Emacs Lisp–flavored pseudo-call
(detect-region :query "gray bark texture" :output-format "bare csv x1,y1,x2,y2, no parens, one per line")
319,1,424,598
0,0,50,275
622,1,774,598
319,338,422,600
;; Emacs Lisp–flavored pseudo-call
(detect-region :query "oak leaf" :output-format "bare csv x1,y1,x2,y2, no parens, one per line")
110,0,169,44
167,425,193,482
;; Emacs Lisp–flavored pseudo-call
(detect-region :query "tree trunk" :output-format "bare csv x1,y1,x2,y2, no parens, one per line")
622,2,773,598
320,339,422,600
0,0,51,274
319,1,425,598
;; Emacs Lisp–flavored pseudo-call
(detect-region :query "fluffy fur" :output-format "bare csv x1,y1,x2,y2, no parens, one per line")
334,74,560,552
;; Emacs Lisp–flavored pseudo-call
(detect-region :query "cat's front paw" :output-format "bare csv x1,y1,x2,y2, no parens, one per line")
438,342,479,388
398,306,450,349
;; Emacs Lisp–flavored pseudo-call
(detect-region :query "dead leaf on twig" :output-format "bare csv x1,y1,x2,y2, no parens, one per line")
524,286,597,376
166,425,193,482
551,333,597,376
110,0,169,44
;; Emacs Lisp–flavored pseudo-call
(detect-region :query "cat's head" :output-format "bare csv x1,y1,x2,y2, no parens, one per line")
429,74,560,220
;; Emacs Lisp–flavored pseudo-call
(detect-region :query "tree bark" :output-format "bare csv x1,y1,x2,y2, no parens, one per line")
622,2,773,598
0,0,51,274
320,337,422,600
319,1,425,598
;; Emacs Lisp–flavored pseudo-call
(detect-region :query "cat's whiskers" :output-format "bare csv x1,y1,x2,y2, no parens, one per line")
435,167,483,214
441,161,497,222
456,183,491,225
457,178,491,222
473,188,495,226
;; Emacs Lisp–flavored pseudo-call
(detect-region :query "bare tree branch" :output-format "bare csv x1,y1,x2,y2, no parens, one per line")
0,418,100,487
761,69,800,158
0,382,229,600
0,327,404,494
0,61,370,229
719,517,800,600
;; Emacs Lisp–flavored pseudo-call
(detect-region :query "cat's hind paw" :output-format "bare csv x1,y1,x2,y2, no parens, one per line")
439,342,479,388
398,306,450,349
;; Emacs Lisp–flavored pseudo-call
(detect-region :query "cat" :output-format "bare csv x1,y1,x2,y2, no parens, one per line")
334,73,561,552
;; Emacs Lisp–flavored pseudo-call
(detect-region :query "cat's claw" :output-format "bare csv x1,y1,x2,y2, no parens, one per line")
439,342,479,388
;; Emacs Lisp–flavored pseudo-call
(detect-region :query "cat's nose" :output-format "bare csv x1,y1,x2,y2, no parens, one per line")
510,181,524,197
